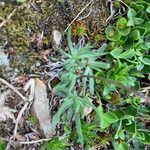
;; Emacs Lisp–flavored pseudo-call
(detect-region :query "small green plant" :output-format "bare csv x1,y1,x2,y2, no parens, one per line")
0,140,5,150
102,1,150,149
72,21,87,37
52,29,110,146
54,28,109,96
50,0,150,149
41,138,69,150
92,32,105,43
27,114,37,124
116,17,131,36
105,26,121,41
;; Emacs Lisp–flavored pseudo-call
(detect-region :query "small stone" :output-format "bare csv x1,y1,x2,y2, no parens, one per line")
0,50,9,66
32,78,55,138
52,30,62,50
0,2,5,7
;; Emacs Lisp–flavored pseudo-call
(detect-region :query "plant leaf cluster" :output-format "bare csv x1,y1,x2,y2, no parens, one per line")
44,1,150,149
103,0,150,96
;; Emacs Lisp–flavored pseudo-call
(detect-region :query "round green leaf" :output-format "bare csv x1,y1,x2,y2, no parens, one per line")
129,30,141,41
137,130,150,144
106,42,119,51
101,112,118,129
146,6,150,13
127,8,136,19
114,110,126,119
130,2,144,12
119,27,131,36
134,27,146,36
123,120,137,134
134,18,144,25
117,17,127,30
127,18,134,26
118,130,125,140
125,105,137,116
139,56,150,65
110,47,123,59
117,142,129,150
105,26,121,41
119,49,135,59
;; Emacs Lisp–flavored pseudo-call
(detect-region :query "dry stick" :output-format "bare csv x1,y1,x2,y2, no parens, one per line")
78,75,141,97
140,86,150,101
0,78,35,139
119,0,129,8
13,79,35,138
1,133,67,144
64,0,94,32
13,102,29,138
0,77,29,139
0,137,47,144
106,0,115,23
0,8,17,28
0,78,27,101
77,6,92,21
140,86,150,92
1,137,51,145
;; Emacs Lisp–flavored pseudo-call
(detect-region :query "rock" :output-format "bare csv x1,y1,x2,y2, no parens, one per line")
33,78,54,138
52,30,62,50
0,48,9,66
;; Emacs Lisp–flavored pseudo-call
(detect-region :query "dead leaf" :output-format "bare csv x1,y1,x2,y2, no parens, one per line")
36,32,44,48
40,49,50,62
84,98,93,116
0,91,16,122
32,78,54,138
15,133,26,141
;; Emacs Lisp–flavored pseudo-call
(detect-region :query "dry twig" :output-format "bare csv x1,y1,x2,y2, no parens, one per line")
139,86,150,103
0,8,17,28
13,79,35,138
0,77,27,101
13,102,29,138
64,0,94,32
1,133,67,144
106,0,115,23
77,6,92,21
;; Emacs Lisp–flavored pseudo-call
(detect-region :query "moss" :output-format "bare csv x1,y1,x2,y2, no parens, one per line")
0,2,45,73
0,0,108,76
110,92,121,105
72,21,87,37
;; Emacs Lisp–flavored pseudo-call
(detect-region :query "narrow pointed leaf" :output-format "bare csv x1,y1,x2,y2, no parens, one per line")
67,28,75,55
88,67,94,95
75,113,84,145
52,100,73,128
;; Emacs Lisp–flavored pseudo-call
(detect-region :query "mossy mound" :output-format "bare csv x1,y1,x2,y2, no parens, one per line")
0,0,108,76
